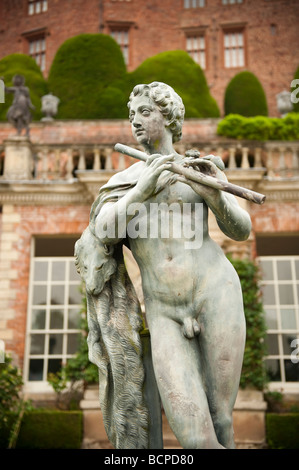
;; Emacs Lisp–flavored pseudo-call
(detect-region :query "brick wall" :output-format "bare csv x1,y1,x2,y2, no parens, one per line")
0,0,298,116
0,203,89,367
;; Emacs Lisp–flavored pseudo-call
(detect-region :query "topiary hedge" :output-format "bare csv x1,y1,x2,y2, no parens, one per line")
47,34,128,119
224,71,268,117
266,413,299,449
15,410,83,449
0,53,48,121
217,112,299,140
125,50,220,118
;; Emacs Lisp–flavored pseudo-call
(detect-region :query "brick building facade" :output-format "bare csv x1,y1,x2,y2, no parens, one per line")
0,0,299,116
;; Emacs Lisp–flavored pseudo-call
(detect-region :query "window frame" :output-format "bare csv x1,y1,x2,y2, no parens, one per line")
222,27,246,69
23,239,82,392
259,255,299,391
28,0,48,16
185,31,207,70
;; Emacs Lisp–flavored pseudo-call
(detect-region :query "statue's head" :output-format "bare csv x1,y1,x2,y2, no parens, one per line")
12,74,25,87
128,82,185,143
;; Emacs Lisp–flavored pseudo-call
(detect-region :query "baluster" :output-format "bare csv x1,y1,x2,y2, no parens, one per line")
104,148,113,170
66,148,73,180
41,147,48,180
279,146,286,173
93,148,100,170
228,147,236,169
54,148,60,179
241,147,250,169
254,147,262,168
291,146,299,171
266,148,275,178
78,147,86,170
118,153,126,171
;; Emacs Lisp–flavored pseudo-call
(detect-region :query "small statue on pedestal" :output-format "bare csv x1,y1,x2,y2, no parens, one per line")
41,93,60,121
2,74,35,138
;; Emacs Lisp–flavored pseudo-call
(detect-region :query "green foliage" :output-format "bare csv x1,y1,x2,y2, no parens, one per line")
47,34,127,119
291,66,299,113
127,50,220,118
0,355,33,448
14,409,83,449
266,413,299,449
224,71,268,117
229,257,268,390
0,53,48,121
217,112,299,141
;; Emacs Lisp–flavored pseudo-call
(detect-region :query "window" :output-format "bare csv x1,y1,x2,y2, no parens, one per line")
28,37,46,71
24,237,82,384
110,30,129,65
186,35,206,69
259,256,299,384
222,0,243,4
184,0,205,7
223,31,244,68
28,0,48,15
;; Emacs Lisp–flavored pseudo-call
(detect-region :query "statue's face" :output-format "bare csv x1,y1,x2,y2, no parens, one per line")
129,94,167,146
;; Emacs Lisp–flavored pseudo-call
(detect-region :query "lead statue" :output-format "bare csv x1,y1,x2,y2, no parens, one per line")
75,82,252,449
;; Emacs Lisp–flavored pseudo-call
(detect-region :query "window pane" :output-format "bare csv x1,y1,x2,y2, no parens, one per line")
48,359,62,375
29,359,44,381
282,334,297,355
225,48,230,68
52,261,65,281
30,334,45,354
68,309,81,329
34,261,48,281
69,285,81,304
36,1,41,13
42,0,48,12
284,359,299,381
266,334,279,355
295,259,299,278
281,308,297,330
67,334,80,354
262,284,275,304
51,285,65,304
265,359,281,381
278,284,294,305
33,285,47,305
277,260,292,280
260,260,273,280
31,309,46,330
49,334,63,354
50,309,64,329
265,308,278,329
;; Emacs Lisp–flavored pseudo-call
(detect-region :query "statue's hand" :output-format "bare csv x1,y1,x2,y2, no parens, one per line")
180,154,227,202
135,153,174,200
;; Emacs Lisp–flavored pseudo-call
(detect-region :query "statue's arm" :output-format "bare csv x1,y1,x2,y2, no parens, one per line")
95,155,174,245
180,156,251,241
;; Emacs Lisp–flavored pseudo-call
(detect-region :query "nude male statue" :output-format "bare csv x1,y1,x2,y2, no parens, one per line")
91,82,251,449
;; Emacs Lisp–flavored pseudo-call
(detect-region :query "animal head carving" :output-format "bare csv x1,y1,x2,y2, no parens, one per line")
74,227,117,295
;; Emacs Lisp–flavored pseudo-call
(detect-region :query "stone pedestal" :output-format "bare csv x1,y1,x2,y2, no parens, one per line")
233,389,268,448
3,136,34,180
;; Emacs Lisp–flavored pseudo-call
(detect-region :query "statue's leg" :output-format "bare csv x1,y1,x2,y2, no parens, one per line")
148,312,224,449
199,278,246,449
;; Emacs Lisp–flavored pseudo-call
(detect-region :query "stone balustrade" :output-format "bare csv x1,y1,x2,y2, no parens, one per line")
1,138,298,182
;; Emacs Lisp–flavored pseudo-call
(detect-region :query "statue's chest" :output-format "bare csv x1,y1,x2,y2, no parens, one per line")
152,179,203,206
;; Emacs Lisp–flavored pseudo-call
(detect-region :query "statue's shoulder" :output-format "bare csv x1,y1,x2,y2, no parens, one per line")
108,161,144,185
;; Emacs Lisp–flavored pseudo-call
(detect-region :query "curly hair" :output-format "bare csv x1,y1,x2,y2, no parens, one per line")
128,81,185,143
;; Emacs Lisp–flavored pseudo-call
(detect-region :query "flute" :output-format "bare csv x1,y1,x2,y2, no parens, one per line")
114,143,266,205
